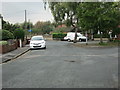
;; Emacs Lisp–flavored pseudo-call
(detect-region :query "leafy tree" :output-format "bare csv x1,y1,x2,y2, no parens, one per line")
13,28,25,41
47,2,120,43
21,22,33,30
53,27,72,33
49,2,79,27
49,2,80,43
77,2,120,43
2,19,21,33
0,30,14,40
34,21,53,34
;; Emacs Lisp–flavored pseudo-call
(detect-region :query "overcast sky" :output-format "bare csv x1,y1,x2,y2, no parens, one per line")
1,0,119,24
2,1,54,24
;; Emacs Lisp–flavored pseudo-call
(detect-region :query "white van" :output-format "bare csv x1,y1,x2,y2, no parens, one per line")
64,32,87,42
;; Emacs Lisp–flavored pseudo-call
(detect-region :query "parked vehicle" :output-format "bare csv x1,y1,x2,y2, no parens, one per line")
64,32,87,42
30,35,46,49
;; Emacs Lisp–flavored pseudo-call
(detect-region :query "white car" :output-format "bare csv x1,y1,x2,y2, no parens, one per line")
30,35,46,49
64,32,87,42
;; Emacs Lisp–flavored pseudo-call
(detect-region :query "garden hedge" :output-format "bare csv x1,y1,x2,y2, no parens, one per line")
52,33,67,40
94,34,109,38
0,30,14,40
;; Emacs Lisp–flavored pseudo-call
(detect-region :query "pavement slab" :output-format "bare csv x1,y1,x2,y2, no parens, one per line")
2,45,29,63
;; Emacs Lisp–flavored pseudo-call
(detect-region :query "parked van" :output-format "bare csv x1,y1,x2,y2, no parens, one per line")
64,32,87,42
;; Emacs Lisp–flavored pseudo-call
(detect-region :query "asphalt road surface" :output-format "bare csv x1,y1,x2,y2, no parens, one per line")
2,41,118,88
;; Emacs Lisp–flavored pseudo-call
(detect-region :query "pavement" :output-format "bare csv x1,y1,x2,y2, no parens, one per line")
1,45,30,63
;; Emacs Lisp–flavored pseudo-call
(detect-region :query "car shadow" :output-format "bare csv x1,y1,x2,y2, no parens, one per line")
29,48,46,50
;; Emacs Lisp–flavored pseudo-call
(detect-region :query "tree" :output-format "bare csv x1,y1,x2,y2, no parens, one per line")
0,30,14,40
49,2,80,43
2,19,21,33
21,22,33,30
46,2,120,43
34,21,53,34
77,2,120,43
13,28,25,41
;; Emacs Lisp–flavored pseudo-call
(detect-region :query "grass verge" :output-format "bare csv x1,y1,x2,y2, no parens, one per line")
73,41,119,48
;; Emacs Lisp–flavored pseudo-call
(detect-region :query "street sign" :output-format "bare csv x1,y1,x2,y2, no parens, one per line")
28,30,32,32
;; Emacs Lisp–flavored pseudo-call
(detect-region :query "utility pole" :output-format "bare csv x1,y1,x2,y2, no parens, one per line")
28,19,32,38
25,10,27,26
24,10,27,39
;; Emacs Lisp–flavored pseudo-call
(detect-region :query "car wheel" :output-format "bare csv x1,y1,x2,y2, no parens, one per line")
79,38,81,42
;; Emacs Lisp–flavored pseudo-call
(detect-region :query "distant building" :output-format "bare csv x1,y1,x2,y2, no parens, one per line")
56,24,67,28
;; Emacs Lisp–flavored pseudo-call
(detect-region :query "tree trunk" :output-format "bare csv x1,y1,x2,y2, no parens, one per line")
86,31,88,45
100,31,103,43
73,27,77,43
91,29,94,40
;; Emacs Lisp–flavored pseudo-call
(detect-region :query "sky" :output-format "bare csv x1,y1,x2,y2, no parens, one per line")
1,0,119,25
2,1,54,24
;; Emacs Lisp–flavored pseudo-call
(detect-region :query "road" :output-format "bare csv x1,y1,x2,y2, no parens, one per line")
2,41,118,88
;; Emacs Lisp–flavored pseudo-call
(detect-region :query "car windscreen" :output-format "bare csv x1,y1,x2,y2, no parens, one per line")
31,37,44,40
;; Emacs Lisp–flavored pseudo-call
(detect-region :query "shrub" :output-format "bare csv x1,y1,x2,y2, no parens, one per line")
113,40,120,43
0,30,14,40
0,41,8,45
52,33,67,40
13,28,25,41
94,34,109,38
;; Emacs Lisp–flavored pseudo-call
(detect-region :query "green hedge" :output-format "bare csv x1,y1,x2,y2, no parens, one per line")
113,40,120,43
94,34,109,38
0,30,14,40
52,33,67,40
0,41,8,45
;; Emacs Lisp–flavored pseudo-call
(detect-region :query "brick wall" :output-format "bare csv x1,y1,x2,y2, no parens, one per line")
0,42,18,54
0,39,27,54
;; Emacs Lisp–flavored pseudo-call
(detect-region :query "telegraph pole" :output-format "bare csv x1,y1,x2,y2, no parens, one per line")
24,10,27,39
25,10,27,29
28,19,32,38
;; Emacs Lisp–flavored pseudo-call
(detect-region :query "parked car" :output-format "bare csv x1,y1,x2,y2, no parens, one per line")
64,32,87,42
30,35,46,49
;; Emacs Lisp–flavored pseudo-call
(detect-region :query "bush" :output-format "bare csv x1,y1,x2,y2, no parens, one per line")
13,28,25,41
0,30,14,40
52,33,67,40
94,34,109,38
113,40,120,43
0,41,8,45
